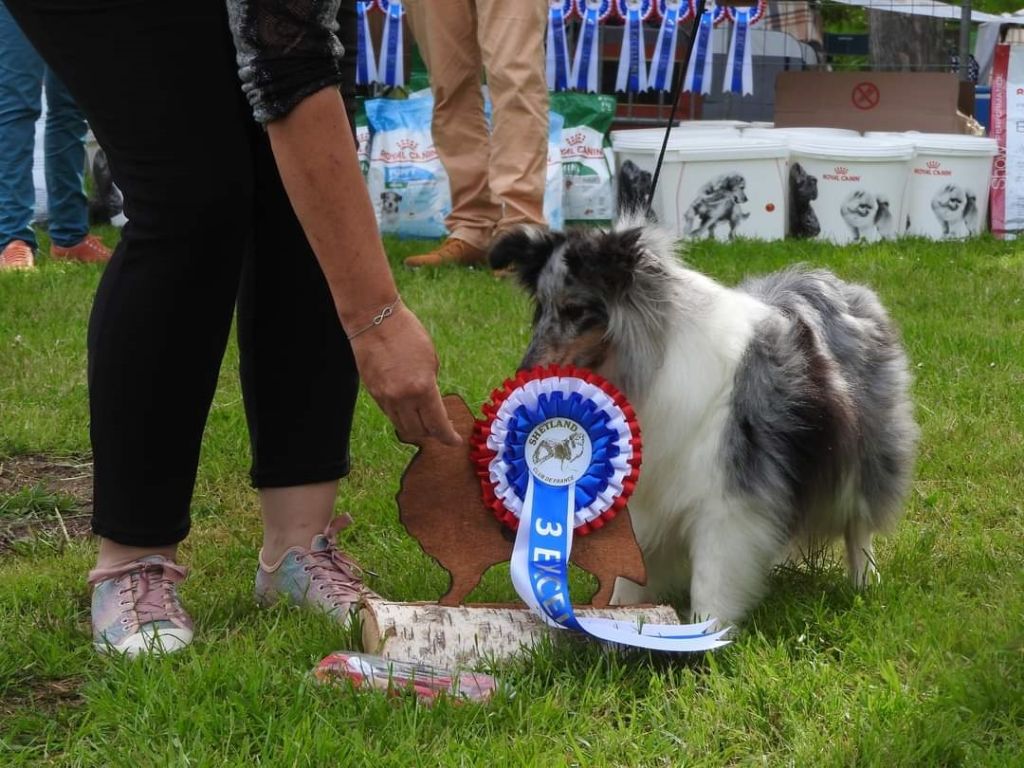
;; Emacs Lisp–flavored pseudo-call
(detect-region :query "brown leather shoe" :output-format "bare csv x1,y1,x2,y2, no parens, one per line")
404,237,487,268
51,234,112,264
0,240,35,271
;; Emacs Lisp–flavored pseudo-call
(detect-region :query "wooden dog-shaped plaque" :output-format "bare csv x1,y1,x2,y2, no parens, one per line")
396,395,647,607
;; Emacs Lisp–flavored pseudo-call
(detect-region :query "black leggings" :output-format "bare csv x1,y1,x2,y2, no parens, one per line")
6,0,361,547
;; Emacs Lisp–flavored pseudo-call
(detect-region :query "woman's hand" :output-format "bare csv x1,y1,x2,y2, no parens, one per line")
348,303,462,447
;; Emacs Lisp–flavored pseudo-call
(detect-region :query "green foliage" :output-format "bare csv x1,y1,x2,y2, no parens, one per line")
1,231,1021,765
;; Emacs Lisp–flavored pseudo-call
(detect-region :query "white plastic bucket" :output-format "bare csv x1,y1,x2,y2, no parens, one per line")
865,132,997,239
611,132,788,240
787,137,915,244
675,119,749,131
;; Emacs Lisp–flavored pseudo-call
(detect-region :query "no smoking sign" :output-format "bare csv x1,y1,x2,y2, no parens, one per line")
852,82,880,110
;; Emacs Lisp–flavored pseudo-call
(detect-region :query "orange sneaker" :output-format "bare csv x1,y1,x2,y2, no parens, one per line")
0,240,35,271
404,237,487,268
51,234,112,264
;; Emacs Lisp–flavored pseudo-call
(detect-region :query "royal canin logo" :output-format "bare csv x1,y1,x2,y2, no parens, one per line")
567,132,587,146
914,159,952,176
823,166,860,182
397,139,418,151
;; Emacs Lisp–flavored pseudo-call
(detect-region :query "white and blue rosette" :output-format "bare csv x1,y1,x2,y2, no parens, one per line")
471,366,731,652
547,0,576,92
614,0,654,93
723,0,765,95
571,0,613,93
649,0,695,92
355,0,379,86
376,0,405,88
682,2,725,95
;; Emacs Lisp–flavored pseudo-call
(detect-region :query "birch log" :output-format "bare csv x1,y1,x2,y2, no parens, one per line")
360,599,682,668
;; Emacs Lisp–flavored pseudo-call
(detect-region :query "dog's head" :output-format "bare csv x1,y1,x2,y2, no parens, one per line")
489,222,681,401
841,190,879,228
720,174,749,204
380,191,403,214
789,163,818,204
616,160,655,222
931,184,968,222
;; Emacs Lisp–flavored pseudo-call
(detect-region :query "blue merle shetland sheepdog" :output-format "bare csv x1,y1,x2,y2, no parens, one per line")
489,220,918,623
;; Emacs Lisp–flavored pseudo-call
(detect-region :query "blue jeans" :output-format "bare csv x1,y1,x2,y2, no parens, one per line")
0,0,87,249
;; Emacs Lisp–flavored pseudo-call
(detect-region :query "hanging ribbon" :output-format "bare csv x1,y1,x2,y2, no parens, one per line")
723,0,764,95
615,0,653,93
682,3,723,95
377,0,405,88
547,0,575,92
355,0,378,86
571,0,612,92
471,366,732,653
650,0,694,92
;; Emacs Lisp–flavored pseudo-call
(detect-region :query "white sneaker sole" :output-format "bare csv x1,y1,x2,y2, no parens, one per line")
95,626,193,658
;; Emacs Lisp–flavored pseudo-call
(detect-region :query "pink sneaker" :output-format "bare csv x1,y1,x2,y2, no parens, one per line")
88,555,193,657
255,515,375,624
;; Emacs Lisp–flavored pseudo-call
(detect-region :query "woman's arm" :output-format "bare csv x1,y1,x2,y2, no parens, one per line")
266,87,460,446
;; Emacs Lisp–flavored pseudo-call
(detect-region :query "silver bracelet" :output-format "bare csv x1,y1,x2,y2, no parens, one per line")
346,295,402,340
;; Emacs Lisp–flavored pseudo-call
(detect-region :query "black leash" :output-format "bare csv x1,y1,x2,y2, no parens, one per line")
645,0,709,220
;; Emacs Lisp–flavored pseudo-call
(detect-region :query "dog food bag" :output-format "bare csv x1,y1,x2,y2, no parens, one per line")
313,652,501,705
546,111,565,231
549,92,617,222
355,101,371,180
366,95,452,239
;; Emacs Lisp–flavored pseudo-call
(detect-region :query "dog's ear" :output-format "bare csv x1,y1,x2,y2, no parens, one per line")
489,226,565,294
567,226,647,295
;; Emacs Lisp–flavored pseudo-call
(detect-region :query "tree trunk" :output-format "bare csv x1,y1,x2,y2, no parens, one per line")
869,12,947,72
360,599,683,668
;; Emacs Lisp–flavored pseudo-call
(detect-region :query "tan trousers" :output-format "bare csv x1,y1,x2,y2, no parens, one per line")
405,0,549,249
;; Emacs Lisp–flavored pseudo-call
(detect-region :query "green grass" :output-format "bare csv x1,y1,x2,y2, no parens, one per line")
1,231,1022,766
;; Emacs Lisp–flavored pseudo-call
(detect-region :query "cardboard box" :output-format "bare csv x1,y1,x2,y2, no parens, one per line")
774,72,976,133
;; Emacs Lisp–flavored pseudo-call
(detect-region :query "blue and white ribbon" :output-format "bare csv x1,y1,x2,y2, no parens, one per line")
355,0,378,86
377,0,404,88
649,0,693,92
615,0,651,93
547,0,574,92
473,368,731,653
723,0,764,95
682,3,722,95
571,0,611,92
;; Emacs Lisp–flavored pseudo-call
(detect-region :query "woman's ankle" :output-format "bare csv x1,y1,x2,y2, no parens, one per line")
95,537,178,570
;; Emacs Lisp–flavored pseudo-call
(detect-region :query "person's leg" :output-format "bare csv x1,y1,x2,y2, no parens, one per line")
0,1,43,253
412,0,500,253
238,131,359,564
478,0,548,232
4,0,255,561
40,65,87,248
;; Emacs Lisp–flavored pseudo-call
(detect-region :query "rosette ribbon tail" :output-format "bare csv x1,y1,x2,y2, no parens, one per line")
650,4,681,92
724,9,753,95
615,7,648,93
355,1,378,86
571,6,602,92
547,6,572,91
683,6,714,95
378,0,405,87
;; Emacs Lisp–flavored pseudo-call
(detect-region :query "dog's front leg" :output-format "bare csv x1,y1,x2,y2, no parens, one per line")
687,503,781,624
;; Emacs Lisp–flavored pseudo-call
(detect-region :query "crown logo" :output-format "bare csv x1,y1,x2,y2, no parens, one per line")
567,132,587,146
926,160,941,169
834,166,848,175
397,138,418,150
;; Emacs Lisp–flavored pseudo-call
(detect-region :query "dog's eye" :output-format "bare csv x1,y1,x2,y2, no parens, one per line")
562,305,586,323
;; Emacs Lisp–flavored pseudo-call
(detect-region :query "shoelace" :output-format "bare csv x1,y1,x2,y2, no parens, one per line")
302,516,368,606
1,243,33,268
89,559,189,625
